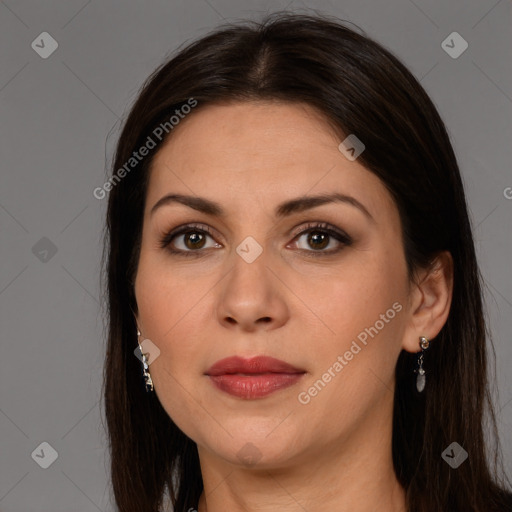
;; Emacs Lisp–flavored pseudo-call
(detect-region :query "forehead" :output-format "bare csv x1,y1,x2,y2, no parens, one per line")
153,100,338,161
146,101,394,220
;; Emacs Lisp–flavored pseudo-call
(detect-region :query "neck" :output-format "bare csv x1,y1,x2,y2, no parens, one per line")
196,396,406,512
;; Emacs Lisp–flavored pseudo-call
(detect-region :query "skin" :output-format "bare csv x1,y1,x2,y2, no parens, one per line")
134,101,453,512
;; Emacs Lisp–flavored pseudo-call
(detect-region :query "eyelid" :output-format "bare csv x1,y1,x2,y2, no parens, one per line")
290,221,348,239
159,221,352,254
288,221,353,254
158,222,218,249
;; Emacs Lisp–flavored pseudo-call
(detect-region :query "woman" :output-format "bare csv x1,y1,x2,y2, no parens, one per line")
102,12,512,512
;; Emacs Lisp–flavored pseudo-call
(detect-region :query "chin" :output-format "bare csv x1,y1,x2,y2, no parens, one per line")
213,440,300,470
197,418,307,468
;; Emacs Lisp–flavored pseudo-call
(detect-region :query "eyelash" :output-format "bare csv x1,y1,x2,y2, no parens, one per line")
159,222,353,257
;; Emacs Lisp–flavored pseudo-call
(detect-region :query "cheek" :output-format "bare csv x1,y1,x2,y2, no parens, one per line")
134,250,213,374
297,283,406,440
135,241,193,326
135,260,212,435
305,246,408,387
318,250,405,337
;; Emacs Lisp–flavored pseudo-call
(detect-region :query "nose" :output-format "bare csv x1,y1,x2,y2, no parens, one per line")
216,251,289,333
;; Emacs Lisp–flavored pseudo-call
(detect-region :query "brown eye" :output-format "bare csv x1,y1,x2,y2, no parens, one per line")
183,231,207,250
160,221,352,257
291,222,353,256
306,231,330,250
159,224,221,255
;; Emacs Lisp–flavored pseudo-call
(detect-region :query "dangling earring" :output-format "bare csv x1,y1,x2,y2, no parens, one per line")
137,329,154,392
414,336,429,393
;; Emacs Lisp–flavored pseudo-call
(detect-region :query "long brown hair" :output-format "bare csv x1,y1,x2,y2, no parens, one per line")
101,12,512,512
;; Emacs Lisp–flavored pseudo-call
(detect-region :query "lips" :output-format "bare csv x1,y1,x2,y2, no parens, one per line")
206,355,304,376
205,356,306,399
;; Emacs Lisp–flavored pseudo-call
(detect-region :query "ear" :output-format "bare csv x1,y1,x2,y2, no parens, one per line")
401,251,454,353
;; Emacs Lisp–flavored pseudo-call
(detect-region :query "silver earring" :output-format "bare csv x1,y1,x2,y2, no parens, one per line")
137,329,154,392
414,336,429,393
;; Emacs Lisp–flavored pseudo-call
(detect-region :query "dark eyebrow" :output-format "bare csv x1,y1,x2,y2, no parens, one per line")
150,192,374,222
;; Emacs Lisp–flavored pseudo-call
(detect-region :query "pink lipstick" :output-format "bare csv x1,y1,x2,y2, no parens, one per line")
205,356,306,399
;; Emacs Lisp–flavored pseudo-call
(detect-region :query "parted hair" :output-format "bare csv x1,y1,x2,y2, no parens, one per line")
102,12,512,512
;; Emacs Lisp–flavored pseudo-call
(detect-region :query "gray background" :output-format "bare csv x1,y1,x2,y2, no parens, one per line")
0,0,511,511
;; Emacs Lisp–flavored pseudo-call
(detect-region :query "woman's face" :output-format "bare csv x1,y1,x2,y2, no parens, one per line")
134,101,415,468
